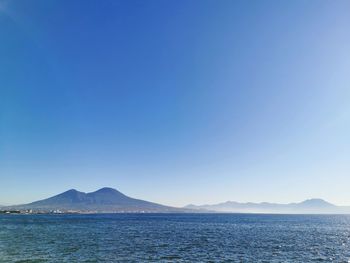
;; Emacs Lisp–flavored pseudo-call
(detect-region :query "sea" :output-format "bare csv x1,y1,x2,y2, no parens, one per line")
1,213,350,262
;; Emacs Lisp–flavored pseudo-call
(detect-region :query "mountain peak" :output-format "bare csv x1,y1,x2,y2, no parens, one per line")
94,187,119,193
298,198,335,207
59,189,85,197
64,189,80,193
91,187,127,198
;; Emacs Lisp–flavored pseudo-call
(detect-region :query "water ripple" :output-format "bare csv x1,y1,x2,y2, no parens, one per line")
1,214,350,262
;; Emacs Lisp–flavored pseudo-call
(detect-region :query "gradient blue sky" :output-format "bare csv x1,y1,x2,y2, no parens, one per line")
1,0,350,206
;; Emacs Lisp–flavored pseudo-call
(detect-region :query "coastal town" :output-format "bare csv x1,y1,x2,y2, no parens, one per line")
0,209,64,214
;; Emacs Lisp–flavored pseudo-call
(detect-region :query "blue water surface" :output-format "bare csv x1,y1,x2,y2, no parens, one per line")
1,213,350,262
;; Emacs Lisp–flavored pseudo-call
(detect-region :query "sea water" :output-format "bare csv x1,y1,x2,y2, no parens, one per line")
1,213,350,262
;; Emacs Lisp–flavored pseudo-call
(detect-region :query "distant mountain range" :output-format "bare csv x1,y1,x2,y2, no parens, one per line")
185,199,350,214
4,187,184,213
3,189,350,214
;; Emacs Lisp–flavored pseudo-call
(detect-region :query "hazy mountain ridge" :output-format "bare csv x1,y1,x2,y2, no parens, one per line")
3,190,350,214
5,187,184,213
185,198,350,214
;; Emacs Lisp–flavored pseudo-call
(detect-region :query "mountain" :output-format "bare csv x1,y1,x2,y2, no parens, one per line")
7,187,184,213
185,199,350,214
4,190,350,214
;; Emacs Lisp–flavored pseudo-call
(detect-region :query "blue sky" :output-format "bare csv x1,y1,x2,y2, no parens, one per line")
1,0,350,206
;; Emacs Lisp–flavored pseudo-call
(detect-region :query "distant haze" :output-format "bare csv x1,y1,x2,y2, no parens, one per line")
186,199,350,214
3,188,350,214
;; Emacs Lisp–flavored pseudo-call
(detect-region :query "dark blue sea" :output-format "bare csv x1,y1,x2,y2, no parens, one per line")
1,213,350,262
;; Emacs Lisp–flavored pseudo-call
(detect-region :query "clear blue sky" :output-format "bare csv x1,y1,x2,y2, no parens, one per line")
1,0,350,206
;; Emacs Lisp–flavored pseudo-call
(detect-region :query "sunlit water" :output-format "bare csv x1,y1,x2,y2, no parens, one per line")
1,214,350,262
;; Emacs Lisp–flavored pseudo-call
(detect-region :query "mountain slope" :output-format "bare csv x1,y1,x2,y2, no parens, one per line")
10,187,182,213
185,199,348,214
